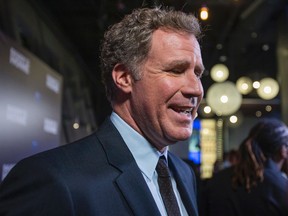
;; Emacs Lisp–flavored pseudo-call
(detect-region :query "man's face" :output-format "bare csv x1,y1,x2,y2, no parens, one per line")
130,28,204,151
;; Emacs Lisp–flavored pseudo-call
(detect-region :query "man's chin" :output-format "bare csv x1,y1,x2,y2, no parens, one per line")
170,130,193,142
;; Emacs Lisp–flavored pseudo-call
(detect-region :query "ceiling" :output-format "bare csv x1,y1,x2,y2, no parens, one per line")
35,0,288,118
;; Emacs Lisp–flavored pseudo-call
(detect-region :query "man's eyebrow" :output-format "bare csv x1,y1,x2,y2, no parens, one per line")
164,60,205,73
165,60,190,68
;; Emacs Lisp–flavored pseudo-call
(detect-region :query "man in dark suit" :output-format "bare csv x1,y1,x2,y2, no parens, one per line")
0,7,204,215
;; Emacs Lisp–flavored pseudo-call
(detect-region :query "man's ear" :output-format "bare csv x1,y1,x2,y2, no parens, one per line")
112,63,132,93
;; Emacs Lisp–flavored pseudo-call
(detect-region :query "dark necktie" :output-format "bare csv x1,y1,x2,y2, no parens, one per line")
156,156,181,216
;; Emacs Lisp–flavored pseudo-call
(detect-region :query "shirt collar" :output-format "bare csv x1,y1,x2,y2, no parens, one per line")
110,112,168,180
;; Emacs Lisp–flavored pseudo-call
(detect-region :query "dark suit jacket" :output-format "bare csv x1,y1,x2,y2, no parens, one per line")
0,118,198,216
201,160,288,216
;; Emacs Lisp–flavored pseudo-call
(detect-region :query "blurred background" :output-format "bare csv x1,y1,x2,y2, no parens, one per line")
0,0,287,179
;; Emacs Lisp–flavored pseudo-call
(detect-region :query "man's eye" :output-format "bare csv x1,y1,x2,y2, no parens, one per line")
169,68,184,74
195,69,204,79
196,72,203,79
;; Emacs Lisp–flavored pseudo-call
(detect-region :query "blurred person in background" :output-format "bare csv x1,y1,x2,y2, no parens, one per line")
201,118,288,216
213,149,240,174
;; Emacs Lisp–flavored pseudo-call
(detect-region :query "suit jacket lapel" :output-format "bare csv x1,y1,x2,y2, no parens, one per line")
169,154,199,216
96,118,161,216
115,168,160,216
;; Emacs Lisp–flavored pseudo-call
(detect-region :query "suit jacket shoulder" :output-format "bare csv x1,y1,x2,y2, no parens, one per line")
0,118,160,216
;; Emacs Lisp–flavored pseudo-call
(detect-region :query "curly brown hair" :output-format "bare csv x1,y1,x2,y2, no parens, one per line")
100,6,202,102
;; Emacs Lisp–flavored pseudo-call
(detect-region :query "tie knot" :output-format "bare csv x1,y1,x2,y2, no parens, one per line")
156,156,170,178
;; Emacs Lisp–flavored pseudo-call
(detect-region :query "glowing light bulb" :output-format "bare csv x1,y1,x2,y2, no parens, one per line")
220,95,228,103
263,86,272,94
253,81,260,89
229,115,238,124
200,7,209,20
210,64,229,82
204,106,212,114
73,122,79,129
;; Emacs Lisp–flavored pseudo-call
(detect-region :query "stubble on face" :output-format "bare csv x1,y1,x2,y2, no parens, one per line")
128,28,204,151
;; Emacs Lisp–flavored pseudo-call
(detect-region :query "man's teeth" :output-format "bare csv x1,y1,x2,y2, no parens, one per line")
177,108,193,114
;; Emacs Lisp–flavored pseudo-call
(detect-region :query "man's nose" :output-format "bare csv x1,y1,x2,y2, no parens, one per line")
182,72,203,97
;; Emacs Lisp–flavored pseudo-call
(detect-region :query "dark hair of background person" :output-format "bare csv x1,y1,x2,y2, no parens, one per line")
232,118,288,192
